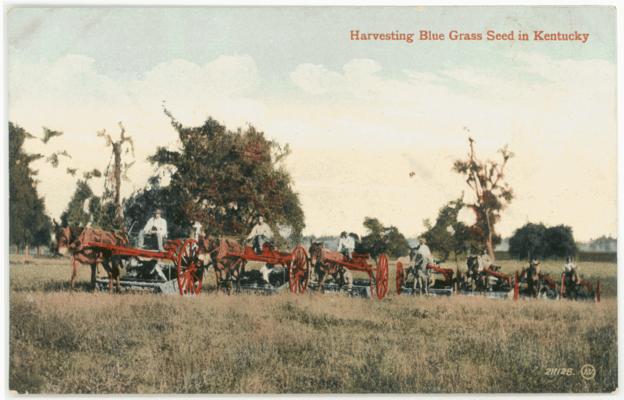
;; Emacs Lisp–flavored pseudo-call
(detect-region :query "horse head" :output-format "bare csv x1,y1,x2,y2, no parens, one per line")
308,241,324,266
53,220,76,256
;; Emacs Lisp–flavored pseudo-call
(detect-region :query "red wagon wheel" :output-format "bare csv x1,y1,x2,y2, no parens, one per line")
395,261,405,295
375,254,389,300
175,239,203,296
289,245,310,294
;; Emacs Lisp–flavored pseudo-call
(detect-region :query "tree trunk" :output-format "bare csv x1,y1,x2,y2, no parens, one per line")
486,233,495,261
113,143,122,225
36,246,41,257
24,244,29,262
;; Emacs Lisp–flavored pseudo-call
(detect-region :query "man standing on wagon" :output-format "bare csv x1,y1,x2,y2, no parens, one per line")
138,209,168,251
247,215,274,254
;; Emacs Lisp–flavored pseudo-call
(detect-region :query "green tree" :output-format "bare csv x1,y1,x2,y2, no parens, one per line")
9,123,51,257
453,137,514,260
357,217,410,259
544,225,576,258
508,223,547,260
145,108,305,241
421,196,474,262
60,180,100,228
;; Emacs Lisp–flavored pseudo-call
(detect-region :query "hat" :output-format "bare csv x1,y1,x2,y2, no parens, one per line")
154,209,162,214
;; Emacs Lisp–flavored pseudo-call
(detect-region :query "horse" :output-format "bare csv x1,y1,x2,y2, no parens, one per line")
524,261,541,298
308,242,353,293
409,247,430,294
53,222,127,292
197,235,244,293
562,268,580,300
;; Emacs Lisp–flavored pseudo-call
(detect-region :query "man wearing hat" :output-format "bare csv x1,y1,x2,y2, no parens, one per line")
246,215,274,254
337,231,355,261
138,209,168,251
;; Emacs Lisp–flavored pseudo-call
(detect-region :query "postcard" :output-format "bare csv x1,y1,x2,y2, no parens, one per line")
6,5,617,394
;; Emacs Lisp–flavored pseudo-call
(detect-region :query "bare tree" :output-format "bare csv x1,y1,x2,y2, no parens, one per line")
97,122,134,226
453,137,514,260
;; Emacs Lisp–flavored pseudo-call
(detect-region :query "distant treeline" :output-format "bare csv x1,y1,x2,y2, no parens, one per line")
497,250,616,263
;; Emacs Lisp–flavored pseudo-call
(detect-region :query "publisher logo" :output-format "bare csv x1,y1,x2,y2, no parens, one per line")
580,364,596,380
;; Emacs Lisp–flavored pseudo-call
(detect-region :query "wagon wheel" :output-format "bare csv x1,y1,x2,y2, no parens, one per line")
395,261,405,295
289,245,310,294
375,254,389,300
175,239,202,296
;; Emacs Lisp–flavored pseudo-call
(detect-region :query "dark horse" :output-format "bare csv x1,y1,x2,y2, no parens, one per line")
197,235,244,293
54,222,127,291
308,242,352,293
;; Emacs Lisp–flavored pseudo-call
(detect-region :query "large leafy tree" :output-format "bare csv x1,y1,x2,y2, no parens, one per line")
145,109,305,241
357,217,410,259
421,196,474,262
509,222,576,259
544,225,577,258
9,123,52,256
508,223,548,260
453,137,514,260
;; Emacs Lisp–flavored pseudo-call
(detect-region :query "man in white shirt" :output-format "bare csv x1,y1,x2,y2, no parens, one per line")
247,216,273,254
191,220,203,241
477,250,492,272
138,209,168,251
563,256,577,274
337,231,355,261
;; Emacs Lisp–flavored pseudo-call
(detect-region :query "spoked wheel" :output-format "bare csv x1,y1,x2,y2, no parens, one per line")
289,245,310,294
395,261,405,295
375,254,389,300
175,239,202,296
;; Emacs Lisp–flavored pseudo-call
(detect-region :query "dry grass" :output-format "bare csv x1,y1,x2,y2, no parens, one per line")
9,256,618,393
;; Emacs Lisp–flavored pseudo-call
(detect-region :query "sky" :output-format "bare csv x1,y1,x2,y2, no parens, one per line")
7,6,617,241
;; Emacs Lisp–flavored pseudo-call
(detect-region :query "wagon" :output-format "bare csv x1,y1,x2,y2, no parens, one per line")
212,242,311,294
456,263,519,299
89,237,202,295
395,261,455,296
307,242,389,299
560,272,601,302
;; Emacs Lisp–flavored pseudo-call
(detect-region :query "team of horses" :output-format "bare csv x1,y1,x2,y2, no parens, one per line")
53,223,595,299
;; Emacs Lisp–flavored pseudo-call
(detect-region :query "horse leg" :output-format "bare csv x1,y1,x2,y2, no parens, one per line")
318,270,327,293
70,257,78,290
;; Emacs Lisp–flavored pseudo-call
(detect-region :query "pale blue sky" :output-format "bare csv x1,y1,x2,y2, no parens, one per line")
8,7,615,88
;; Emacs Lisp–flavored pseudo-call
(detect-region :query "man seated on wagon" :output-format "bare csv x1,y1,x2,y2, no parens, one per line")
563,256,577,274
337,231,355,261
138,209,168,251
246,215,274,255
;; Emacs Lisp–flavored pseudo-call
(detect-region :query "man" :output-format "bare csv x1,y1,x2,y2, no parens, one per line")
411,238,434,293
191,220,203,241
138,209,168,251
337,231,355,261
247,216,273,254
563,256,577,274
477,249,492,272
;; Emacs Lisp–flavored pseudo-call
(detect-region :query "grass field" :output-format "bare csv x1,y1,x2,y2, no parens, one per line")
9,255,618,394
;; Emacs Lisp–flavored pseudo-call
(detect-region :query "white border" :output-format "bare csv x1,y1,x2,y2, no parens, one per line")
0,1,621,399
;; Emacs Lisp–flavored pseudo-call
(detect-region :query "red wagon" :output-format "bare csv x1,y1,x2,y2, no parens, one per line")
308,243,389,300
211,242,311,294
86,238,202,296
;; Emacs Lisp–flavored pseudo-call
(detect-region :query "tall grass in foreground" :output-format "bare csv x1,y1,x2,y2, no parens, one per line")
9,257,618,393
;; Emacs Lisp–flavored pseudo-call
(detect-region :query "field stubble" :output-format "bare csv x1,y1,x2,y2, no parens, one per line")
9,256,618,393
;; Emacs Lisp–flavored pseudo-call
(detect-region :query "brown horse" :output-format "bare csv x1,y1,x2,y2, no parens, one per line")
308,242,353,293
197,235,244,293
54,222,127,291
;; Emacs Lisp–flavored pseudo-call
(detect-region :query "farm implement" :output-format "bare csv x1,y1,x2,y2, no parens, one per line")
395,261,455,296
89,237,202,295
209,241,310,295
307,242,389,299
